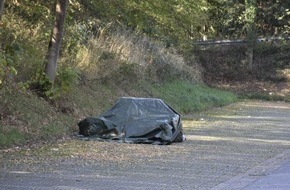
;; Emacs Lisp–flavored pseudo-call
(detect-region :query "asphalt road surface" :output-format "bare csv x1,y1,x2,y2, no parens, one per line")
1,100,290,190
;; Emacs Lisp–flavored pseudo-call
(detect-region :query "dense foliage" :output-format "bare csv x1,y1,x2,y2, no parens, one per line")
1,0,289,148
77,0,290,41
207,0,290,38
0,0,289,90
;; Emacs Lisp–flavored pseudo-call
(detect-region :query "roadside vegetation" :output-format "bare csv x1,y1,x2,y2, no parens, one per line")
0,1,289,148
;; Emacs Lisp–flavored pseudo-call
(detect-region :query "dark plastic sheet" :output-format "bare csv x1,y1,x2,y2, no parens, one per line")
78,97,185,145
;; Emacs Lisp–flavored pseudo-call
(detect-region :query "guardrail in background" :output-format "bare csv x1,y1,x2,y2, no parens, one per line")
194,36,290,46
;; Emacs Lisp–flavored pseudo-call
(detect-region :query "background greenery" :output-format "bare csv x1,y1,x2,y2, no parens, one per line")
0,0,289,148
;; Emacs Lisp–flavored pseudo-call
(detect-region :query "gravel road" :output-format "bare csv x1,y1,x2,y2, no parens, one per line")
1,100,290,190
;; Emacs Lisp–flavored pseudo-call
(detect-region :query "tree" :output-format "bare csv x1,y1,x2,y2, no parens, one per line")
45,0,68,83
207,0,289,38
256,1,290,36
244,0,257,69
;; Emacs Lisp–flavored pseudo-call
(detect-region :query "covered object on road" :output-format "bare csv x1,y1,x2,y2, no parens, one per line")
78,97,185,145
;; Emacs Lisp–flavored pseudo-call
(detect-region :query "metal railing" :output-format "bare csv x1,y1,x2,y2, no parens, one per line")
194,36,290,46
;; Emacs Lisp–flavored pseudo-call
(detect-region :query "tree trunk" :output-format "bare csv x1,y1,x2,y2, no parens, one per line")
45,0,68,82
245,0,256,70
0,0,5,20
246,46,254,70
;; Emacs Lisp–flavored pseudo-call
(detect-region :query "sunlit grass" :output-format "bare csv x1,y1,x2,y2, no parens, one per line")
152,80,238,113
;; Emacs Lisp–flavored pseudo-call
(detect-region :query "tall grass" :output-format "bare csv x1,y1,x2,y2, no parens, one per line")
73,25,202,84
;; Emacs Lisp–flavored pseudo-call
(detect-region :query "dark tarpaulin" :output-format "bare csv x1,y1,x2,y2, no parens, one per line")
78,97,185,145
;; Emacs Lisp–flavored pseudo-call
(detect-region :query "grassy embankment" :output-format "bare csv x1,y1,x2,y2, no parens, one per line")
0,80,237,148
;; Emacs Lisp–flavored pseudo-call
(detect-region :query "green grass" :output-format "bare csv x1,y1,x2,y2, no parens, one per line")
0,89,74,148
0,127,26,147
152,80,238,113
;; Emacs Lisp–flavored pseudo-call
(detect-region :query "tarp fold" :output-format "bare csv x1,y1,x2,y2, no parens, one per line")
78,97,184,145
